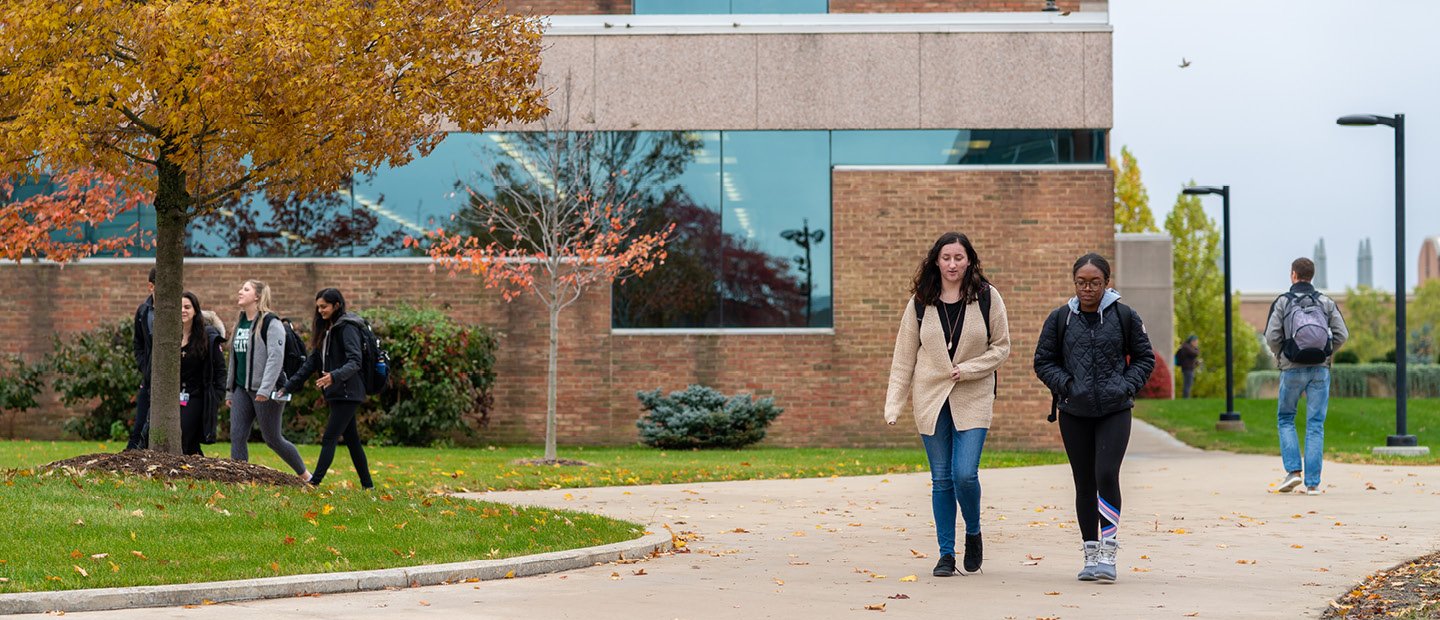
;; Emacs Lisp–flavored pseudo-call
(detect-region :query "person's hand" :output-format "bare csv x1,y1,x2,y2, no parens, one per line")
316,372,333,389
225,398,232,408
255,394,269,402
273,390,286,399
950,365,964,381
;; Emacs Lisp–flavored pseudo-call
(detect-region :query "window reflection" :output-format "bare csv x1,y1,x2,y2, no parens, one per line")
832,129,1106,166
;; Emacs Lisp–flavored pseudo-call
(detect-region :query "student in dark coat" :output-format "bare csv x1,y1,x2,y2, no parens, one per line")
277,288,373,489
1033,253,1154,583
178,292,226,456
126,267,156,451
1175,335,1200,398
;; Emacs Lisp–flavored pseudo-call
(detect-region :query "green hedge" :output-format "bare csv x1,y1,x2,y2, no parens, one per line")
1245,364,1440,398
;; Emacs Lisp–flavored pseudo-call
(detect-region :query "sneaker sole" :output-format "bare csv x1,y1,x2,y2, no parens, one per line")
1278,478,1303,493
1077,573,1098,582
933,569,956,577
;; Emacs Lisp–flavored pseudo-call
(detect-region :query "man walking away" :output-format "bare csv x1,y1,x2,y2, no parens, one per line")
126,267,156,451
1175,335,1200,398
1264,257,1348,495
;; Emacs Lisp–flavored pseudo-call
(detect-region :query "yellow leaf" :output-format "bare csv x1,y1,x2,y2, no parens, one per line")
269,562,280,573
773,578,785,586
899,575,917,582
321,504,335,515
562,493,574,501
73,565,88,577
864,603,886,611
504,570,516,579
394,521,408,530
1044,591,1060,595
108,561,119,573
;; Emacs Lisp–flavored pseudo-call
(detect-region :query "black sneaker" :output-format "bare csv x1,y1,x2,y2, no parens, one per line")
933,554,957,577
963,533,983,573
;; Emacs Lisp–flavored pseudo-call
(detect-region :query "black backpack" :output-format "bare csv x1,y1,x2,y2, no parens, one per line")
916,284,997,395
342,315,391,396
259,313,307,385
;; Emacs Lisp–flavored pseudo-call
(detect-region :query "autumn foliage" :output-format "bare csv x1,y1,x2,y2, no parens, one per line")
0,170,151,263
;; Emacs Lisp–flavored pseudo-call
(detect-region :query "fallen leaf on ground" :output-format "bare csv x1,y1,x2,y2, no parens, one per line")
774,578,785,586
632,569,647,576
909,549,928,559
864,603,886,611
887,594,910,599
504,570,516,578
1027,554,1044,561
72,565,88,577
418,601,430,606
899,575,917,582
1044,591,1060,596
1236,559,1256,565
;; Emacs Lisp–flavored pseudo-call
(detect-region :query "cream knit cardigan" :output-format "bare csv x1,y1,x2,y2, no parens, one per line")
884,288,1011,435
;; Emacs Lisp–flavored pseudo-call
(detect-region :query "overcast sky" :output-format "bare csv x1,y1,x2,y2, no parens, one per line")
1110,0,1439,294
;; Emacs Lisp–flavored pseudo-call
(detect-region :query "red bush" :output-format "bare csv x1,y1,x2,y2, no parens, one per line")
1137,351,1173,399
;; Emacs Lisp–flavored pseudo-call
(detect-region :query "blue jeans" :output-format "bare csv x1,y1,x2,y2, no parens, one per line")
920,405,987,556
1277,366,1330,487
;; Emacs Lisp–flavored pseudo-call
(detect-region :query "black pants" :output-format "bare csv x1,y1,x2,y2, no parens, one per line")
1059,410,1131,542
311,400,373,488
180,401,204,456
126,384,151,451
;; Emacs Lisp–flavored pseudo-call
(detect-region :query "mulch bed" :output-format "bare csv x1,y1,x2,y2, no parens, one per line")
1323,551,1440,618
39,450,308,487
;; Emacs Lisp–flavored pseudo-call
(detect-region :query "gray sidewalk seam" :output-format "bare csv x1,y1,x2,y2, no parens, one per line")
0,529,671,615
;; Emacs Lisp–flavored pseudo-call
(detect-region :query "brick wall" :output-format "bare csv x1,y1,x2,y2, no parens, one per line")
0,168,1112,448
509,0,1075,15
830,168,1114,449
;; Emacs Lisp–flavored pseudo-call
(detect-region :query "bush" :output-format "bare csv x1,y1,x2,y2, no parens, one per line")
1245,364,1440,398
0,354,44,415
360,306,498,446
636,385,782,449
47,320,141,440
1333,350,1360,364
1139,351,1172,399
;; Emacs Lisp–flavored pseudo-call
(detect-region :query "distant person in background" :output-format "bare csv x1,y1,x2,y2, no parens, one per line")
1175,335,1200,398
125,267,156,451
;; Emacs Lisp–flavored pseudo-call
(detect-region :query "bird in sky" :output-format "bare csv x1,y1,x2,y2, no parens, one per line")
1179,58,1192,68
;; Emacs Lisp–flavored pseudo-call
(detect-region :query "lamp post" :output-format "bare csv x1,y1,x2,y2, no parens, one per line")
1182,185,1243,431
1337,113,1427,455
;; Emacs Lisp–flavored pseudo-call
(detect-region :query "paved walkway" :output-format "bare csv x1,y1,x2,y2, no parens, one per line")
60,421,1440,619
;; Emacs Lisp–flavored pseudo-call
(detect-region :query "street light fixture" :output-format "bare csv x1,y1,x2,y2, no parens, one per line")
1182,185,1243,431
1337,113,1428,455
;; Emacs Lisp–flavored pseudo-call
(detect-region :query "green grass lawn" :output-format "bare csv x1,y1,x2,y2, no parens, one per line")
1135,397,1440,465
0,441,1066,492
0,471,639,593
0,441,1063,592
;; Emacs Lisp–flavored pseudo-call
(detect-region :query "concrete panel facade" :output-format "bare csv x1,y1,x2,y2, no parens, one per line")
1114,233,1175,372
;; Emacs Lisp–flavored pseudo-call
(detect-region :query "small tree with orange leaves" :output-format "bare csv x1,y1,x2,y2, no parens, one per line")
1,169,151,263
412,125,675,462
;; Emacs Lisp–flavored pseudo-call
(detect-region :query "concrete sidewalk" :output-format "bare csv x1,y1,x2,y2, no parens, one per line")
55,421,1440,619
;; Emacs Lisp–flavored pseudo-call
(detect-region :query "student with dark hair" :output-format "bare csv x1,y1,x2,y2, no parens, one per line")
1175,335,1200,398
178,292,226,456
1033,253,1154,582
278,288,373,489
1264,257,1348,495
885,232,1011,577
126,267,157,451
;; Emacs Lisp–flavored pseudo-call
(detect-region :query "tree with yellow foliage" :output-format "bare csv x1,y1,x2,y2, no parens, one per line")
0,0,546,453
1111,146,1158,233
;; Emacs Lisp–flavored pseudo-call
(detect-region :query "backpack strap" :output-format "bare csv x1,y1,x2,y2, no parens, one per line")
258,312,277,345
1048,307,1070,423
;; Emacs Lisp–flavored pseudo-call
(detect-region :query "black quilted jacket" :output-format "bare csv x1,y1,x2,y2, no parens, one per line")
1033,298,1155,418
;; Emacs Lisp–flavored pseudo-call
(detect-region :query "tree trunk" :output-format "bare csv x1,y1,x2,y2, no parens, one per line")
545,303,559,461
147,151,189,454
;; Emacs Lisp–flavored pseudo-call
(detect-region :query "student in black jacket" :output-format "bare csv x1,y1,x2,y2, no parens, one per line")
126,267,156,451
277,288,373,489
1033,253,1154,583
179,292,226,456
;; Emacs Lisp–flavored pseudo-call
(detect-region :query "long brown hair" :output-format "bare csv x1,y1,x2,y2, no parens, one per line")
910,232,989,307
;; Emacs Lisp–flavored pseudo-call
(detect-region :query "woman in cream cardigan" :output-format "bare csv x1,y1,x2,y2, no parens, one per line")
885,232,1011,578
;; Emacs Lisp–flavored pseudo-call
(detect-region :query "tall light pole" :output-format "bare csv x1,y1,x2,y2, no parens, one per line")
1337,113,1427,455
1182,185,1243,431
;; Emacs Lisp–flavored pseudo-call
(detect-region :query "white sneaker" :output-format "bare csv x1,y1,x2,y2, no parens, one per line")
1304,486,1320,496
1277,472,1303,493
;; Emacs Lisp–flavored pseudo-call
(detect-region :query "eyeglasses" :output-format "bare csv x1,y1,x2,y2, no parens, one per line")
1073,279,1105,291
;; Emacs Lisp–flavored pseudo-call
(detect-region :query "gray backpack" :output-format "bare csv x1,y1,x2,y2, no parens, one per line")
1280,292,1332,364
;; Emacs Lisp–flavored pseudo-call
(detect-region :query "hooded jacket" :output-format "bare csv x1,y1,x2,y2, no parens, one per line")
283,312,366,403
1033,289,1155,418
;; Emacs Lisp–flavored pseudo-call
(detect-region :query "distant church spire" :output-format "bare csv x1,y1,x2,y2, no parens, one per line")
1313,238,1328,289
1357,238,1374,288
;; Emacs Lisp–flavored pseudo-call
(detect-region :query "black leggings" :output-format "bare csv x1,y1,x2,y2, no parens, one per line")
311,400,373,489
1059,410,1131,542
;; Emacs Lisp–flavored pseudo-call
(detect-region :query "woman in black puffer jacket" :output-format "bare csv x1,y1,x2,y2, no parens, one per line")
1033,253,1153,584
277,288,373,489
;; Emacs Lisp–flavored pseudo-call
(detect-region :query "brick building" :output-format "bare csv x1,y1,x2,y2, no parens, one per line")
0,1,1114,450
